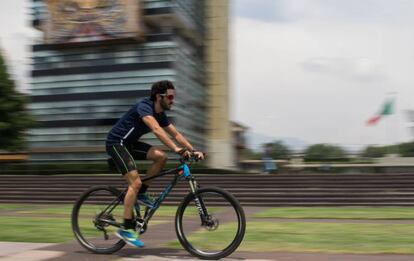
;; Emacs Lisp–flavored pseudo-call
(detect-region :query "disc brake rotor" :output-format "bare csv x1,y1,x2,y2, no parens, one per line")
204,215,219,231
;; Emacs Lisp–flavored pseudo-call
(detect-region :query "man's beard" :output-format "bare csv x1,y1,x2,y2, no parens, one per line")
161,99,171,110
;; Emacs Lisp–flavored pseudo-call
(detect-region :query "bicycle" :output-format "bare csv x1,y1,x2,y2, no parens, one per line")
71,155,246,260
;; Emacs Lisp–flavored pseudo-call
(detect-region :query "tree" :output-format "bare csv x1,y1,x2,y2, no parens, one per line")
0,51,35,151
263,141,291,159
239,148,262,160
304,144,347,162
361,146,387,158
398,141,414,157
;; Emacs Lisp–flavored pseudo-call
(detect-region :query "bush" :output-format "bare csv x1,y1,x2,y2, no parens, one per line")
361,146,387,158
263,141,291,160
398,142,414,157
304,144,348,162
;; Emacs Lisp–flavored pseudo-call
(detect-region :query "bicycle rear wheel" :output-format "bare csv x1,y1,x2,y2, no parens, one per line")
175,187,246,259
71,186,126,254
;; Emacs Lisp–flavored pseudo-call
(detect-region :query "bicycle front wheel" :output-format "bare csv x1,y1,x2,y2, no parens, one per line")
71,186,126,254
175,187,246,259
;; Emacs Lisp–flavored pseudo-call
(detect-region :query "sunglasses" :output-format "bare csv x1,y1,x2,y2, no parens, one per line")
160,94,174,100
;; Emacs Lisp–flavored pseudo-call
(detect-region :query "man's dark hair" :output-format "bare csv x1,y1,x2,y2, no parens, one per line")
150,80,175,101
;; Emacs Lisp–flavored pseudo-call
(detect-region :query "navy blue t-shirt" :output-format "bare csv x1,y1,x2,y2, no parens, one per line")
106,97,170,146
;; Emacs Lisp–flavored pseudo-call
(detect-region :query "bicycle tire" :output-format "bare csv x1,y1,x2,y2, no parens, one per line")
71,185,126,254
175,187,246,259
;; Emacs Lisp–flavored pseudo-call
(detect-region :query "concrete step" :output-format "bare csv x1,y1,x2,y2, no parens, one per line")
0,189,414,196
2,174,414,206
3,187,414,193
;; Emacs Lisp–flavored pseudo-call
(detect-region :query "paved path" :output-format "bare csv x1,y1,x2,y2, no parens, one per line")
1,241,414,261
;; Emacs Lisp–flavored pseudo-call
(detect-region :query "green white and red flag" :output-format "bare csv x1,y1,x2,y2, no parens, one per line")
366,99,394,126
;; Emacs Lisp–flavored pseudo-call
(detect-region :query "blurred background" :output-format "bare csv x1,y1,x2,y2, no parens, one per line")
2,2,414,259
0,0,414,174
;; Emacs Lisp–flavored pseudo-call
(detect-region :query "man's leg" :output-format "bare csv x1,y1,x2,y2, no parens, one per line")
123,170,142,220
107,144,144,247
128,143,168,205
118,170,145,247
143,146,168,187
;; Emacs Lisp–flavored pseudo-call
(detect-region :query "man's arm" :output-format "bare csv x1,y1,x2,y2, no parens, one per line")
164,124,194,151
142,116,182,153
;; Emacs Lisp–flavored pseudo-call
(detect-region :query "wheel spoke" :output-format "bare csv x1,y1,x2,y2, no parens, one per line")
72,187,126,254
176,188,245,259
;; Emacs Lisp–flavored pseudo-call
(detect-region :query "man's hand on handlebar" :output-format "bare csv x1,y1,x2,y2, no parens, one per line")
175,148,192,159
175,148,205,161
193,151,205,161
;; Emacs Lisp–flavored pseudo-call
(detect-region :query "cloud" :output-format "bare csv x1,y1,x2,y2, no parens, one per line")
232,0,288,22
306,0,414,25
301,57,385,83
233,0,414,25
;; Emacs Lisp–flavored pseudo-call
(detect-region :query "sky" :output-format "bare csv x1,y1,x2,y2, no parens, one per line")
0,0,413,152
0,0,39,93
230,0,414,150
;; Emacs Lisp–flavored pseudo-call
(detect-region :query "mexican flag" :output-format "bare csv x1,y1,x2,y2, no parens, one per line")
366,99,394,125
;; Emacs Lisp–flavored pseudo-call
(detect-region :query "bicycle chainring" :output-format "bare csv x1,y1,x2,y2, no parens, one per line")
94,213,115,230
135,217,147,234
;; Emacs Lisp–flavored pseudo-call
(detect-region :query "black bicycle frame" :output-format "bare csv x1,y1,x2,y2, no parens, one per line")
138,167,182,223
98,163,208,228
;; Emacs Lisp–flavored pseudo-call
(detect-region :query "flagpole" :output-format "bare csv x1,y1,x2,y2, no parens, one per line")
385,111,392,155
386,91,398,155
366,94,397,155
392,92,399,155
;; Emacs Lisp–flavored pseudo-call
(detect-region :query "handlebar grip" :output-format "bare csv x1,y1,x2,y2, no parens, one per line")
178,151,206,163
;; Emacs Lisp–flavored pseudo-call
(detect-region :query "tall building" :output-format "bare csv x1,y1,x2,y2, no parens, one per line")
29,0,233,168
205,0,234,168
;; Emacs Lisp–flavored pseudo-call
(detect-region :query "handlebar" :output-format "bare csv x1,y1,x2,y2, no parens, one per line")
178,152,205,164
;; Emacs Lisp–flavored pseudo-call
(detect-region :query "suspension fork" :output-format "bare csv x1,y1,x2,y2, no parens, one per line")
188,177,210,224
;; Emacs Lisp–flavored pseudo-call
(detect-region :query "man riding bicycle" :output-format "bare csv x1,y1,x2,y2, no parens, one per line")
106,80,204,247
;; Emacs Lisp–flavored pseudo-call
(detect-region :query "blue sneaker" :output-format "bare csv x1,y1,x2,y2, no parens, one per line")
115,229,144,248
137,192,155,208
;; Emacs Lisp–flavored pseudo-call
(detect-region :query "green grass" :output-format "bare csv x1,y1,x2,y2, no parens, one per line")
168,221,414,254
0,204,40,211
0,203,203,243
0,216,166,243
0,203,175,243
2,204,217,218
253,207,414,220
6,204,414,253
0,204,181,217
0,216,79,243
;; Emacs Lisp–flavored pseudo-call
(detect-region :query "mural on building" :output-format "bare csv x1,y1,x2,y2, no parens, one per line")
44,0,142,43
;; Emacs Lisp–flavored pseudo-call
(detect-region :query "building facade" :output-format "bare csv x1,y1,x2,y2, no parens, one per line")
29,0,233,168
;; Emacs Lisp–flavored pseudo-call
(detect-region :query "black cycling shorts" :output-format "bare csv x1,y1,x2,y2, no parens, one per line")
106,141,152,175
